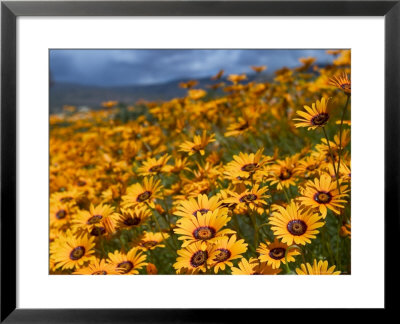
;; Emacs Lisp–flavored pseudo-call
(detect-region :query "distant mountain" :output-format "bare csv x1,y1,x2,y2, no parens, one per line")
49,73,273,113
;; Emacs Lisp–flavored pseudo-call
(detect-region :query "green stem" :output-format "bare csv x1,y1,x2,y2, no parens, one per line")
282,186,291,203
336,94,350,190
300,247,307,266
248,132,259,150
322,127,341,194
284,245,301,274
335,217,341,270
158,188,179,249
326,97,351,269
248,209,259,253
257,223,270,230
321,225,334,265
151,212,176,255
232,213,247,244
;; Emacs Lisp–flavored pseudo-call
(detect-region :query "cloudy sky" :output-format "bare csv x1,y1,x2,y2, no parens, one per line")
50,49,334,87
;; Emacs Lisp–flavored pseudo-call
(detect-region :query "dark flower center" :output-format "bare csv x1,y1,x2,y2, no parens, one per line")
123,216,141,226
341,83,351,90
60,196,73,203
149,165,162,173
141,240,158,248
199,187,210,194
236,176,247,181
192,208,210,216
325,150,338,162
228,203,237,210
314,191,332,204
306,164,318,171
241,163,258,172
287,220,308,236
87,215,103,225
279,168,292,180
191,144,203,152
236,122,249,131
193,226,216,240
311,113,329,126
137,191,151,202
190,250,208,268
77,180,87,187
90,226,106,236
56,209,67,219
220,202,237,210
69,246,85,260
117,261,134,273
213,248,231,263
92,271,107,275
269,247,286,260
239,193,257,203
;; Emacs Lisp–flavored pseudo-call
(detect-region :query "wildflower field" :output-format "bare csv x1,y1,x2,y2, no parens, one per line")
50,50,351,275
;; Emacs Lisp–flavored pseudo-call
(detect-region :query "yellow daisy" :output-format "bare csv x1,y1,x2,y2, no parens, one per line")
137,154,171,176
297,173,349,218
134,231,169,251
224,184,269,211
329,72,351,94
231,258,281,275
294,155,322,179
107,247,147,275
224,148,270,181
251,65,267,73
269,201,324,245
313,129,350,166
227,74,247,84
50,231,95,270
293,97,330,130
326,160,351,183
179,130,216,156
188,88,207,100
121,177,162,209
50,189,81,207
116,206,152,229
257,238,300,269
296,259,341,275
174,241,214,273
340,223,351,238
208,235,248,273
224,117,252,137
73,258,122,275
49,201,72,229
174,194,222,219
71,203,118,237
174,209,234,248
267,157,298,190
164,157,191,173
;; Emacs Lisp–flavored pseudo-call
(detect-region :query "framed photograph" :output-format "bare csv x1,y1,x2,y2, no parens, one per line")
1,0,398,321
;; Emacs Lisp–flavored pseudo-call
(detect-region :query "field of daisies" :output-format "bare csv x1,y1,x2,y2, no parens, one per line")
49,50,351,275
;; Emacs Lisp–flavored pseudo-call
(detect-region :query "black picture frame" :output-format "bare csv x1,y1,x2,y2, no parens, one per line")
1,0,398,322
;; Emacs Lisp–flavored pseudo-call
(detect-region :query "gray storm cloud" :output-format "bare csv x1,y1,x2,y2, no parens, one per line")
50,49,334,87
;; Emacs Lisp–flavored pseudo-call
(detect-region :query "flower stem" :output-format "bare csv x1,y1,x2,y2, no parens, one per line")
321,225,335,265
322,127,341,194
282,186,291,203
284,245,301,274
159,190,179,249
335,217,341,270
336,94,350,186
253,216,259,252
249,209,259,253
232,213,244,241
151,212,176,255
